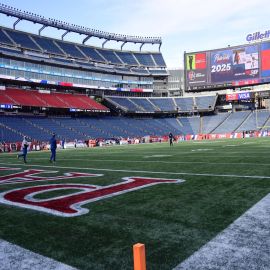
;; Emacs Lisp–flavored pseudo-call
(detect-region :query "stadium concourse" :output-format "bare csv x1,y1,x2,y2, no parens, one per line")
0,3,270,270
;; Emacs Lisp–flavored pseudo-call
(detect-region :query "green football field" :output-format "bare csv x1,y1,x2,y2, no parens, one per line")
0,137,270,270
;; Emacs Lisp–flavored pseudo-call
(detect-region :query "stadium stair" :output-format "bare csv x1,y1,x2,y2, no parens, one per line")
2,29,17,46
176,118,183,127
75,45,89,59
172,98,178,110
105,97,129,113
258,112,270,130
0,91,16,105
55,95,70,108
200,117,203,134
33,93,49,107
150,54,157,66
233,111,252,132
0,122,25,140
29,35,43,52
128,98,145,112
52,40,67,56
210,112,232,133
95,49,108,62
147,99,160,112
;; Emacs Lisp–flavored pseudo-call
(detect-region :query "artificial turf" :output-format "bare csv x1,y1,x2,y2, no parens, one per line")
0,137,270,270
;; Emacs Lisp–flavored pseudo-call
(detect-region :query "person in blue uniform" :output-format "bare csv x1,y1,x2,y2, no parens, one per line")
169,132,174,147
17,136,29,163
49,133,57,163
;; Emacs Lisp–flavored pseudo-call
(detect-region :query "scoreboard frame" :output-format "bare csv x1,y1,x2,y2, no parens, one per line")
184,40,270,92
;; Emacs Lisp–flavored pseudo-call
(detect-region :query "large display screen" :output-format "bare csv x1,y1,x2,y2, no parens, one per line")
184,42,269,91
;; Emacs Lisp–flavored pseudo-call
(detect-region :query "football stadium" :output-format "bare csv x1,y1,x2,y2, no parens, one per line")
0,1,270,270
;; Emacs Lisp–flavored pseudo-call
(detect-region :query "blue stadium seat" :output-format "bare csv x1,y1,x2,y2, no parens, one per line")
109,97,140,112
149,98,176,111
195,96,217,110
0,125,22,142
78,45,105,62
213,111,251,133
133,53,155,66
202,113,230,134
236,110,270,132
31,35,64,55
151,53,166,66
0,29,14,45
4,29,40,51
1,112,267,143
116,51,138,65
55,40,85,59
97,49,122,64
130,98,156,112
174,97,194,111
178,117,201,134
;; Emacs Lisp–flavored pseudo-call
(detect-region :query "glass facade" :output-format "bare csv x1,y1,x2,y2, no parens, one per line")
0,57,153,89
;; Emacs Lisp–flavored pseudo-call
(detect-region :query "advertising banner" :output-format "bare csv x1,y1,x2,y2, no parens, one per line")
226,92,252,101
186,69,207,85
185,53,207,88
238,92,251,100
185,43,261,91
210,49,233,83
226,93,238,101
261,42,270,77
232,45,259,80
186,53,206,70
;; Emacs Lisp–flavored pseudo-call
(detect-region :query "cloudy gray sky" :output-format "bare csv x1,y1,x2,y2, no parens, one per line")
0,0,269,67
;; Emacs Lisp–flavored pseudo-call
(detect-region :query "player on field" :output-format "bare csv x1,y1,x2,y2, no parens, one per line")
49,133,57,163
17,136,29,163
169,132,174,147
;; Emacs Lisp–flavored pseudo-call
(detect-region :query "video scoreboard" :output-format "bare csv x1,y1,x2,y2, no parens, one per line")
185,41,270,91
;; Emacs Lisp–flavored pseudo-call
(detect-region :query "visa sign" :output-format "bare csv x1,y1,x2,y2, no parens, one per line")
238,92,251,100
226,92,251,101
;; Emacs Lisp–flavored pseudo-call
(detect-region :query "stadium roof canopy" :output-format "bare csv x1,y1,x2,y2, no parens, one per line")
0,3,162,51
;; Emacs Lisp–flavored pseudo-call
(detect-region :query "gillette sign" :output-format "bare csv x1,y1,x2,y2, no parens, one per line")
246,30,270,42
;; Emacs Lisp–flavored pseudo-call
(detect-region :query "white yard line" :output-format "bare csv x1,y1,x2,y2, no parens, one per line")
173,193,270,270
0,239,76,270
11,157,270,167
0,162,269,179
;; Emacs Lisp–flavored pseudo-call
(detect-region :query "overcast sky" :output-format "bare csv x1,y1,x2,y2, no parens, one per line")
0,0,269,68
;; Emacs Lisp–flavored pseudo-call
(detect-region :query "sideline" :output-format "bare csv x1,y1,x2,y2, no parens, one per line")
0,239,76,270
173,193,270,270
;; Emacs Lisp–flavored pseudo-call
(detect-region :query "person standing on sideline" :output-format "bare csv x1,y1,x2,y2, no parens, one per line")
17,136,29,163
50,133,57,163
169,132,174,147
61,138,65,149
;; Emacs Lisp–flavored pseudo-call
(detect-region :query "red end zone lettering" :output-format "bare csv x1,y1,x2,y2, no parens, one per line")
0,177,185,217
0,169,102,185
0,167,20,171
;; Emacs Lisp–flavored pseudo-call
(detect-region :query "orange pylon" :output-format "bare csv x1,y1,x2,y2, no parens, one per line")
133,243,146,270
